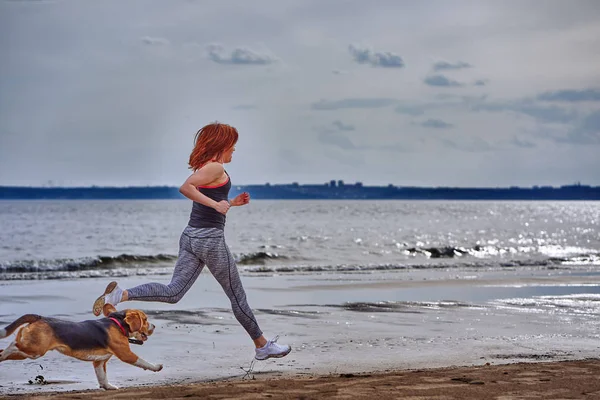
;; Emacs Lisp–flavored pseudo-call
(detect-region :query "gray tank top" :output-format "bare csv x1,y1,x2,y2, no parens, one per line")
188,172,231,229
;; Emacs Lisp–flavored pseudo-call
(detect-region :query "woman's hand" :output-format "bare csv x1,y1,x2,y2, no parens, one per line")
214,200,231,215
230,192,250,207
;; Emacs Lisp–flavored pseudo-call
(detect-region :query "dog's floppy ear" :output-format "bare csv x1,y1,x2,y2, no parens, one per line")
102,303,117,317
124,310,142,333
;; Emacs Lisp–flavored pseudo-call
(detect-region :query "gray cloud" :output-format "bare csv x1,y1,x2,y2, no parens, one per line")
471,100,577,124
395,104,427,116
317,129,357,150
396,97,477,116
311,98,395,110
440,137,495,152
474,79,487,86
396,96,483,116
232,104,257,110
558,110,600,144
421,118,454,129
424,74,463,87
537,88,600,102
511,136,536,148
141,36,170,46
435,94,489,103
278,148,305,166
506,103,576,124
207,44,277,65
376,143,414,153
316,120,360,150
332,120,355,131
426,95,576,125
395,96,575,126
432,60,472,71
348,44,405,68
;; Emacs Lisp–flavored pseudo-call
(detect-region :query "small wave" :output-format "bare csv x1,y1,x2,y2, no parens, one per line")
0,252,597,281
258,244,284,249
550,254,600,266
0,266,176,281
538,245,599,258
403,244,599,261
241,258,568,274
0,254,177,273
255,309,322,319
492,293,600,316
0,250,296,274
328,300,479,313
404,244,513,258
236,251,289,265
337,301,423,313
404,246,469,258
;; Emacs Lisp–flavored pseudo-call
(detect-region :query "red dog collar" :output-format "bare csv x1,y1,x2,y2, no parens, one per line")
109,317,128,336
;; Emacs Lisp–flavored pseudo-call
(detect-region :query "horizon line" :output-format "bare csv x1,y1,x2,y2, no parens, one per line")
0,182,598,190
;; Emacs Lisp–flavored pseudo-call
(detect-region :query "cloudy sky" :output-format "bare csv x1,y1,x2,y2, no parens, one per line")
1,0,599,187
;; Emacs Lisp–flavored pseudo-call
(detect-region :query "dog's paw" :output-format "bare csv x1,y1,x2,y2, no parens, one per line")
101,383,119,390
154,363,163,372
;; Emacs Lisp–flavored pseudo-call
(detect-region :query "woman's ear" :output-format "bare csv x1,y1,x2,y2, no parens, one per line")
124,311,142,333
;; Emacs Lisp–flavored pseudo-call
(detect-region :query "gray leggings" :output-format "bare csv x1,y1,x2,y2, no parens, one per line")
126,226,263,340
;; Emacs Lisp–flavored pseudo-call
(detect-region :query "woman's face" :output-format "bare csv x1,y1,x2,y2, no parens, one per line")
222,144,236,163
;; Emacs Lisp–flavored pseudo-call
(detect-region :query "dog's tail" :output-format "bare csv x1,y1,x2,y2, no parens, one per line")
0,314,42,339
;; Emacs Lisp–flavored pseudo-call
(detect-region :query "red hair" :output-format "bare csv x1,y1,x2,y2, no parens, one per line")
188,122,239,170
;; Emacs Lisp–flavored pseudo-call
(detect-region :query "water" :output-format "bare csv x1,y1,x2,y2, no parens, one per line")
0,200,598,279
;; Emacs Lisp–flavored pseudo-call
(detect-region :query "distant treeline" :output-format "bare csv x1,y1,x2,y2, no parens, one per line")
1,183,599,200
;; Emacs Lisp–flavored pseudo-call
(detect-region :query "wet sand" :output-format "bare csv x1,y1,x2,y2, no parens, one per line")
2,269,600,397
4,359,600,399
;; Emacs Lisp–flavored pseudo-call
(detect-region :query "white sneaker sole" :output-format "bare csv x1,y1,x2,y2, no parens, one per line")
92,281,118,316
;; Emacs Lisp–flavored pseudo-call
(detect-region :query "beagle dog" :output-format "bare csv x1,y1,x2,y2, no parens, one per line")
0,304,162,390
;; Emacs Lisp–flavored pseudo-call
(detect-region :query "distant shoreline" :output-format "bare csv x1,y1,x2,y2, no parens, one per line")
1,183,599,200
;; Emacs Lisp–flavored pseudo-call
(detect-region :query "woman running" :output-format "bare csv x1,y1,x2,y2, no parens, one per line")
91,122,291,361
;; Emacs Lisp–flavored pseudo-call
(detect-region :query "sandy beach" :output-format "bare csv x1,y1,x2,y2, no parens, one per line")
2,200,600,398
3,359,600,399
3,269,600,398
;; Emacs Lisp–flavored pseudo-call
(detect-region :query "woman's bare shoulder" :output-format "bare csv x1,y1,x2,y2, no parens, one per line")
198,162,224,174
192,162,224,183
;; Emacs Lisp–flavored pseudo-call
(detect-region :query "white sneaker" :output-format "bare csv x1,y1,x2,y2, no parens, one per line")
255,335,291,360
92,281,122,316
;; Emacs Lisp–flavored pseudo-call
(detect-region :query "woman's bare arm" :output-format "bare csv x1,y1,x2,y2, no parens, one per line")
179,163,230,214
